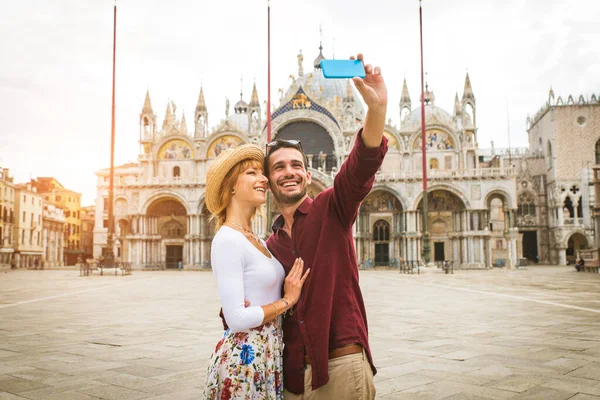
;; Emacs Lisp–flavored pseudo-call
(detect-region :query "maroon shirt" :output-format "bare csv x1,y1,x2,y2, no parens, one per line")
266,131,388,394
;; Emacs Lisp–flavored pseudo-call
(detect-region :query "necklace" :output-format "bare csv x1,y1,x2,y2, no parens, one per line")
227,221,261,244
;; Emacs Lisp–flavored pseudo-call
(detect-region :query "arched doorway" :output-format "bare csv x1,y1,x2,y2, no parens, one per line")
567,232,588,264
275,121,336,172
359,190,403,265
373,220,390,265
148,198,187,268
418,190,466,263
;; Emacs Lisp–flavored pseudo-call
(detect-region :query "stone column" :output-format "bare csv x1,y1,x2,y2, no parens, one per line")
468,237,474,263
462,237,468,265
557,206,563,226
479,237,484,265
559,247,567,265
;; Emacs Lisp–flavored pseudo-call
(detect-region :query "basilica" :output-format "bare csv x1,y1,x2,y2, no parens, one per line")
93,46,600,269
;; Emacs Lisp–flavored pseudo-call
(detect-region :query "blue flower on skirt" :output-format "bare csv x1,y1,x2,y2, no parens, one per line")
240,344,255,365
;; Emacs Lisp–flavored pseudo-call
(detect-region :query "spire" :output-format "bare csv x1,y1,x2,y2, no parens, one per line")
195,87,207,112
400,78,411,105
462,72,475,101
180,112,188,135
344,80,354,102
453,92,462,115
548,86,555,105
142,89,153,114
163,102,174,129
249,82,260,107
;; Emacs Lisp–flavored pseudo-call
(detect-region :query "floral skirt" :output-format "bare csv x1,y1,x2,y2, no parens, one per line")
204,317,284,400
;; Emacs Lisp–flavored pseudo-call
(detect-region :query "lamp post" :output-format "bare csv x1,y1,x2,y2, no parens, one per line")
104,0,118,268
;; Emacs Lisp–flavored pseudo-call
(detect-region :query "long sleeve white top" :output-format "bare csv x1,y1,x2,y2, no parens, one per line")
211,226,285,333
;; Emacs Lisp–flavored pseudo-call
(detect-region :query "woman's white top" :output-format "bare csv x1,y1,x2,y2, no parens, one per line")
211,226,285,333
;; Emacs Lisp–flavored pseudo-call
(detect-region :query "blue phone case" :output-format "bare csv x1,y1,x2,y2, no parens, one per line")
320,60,366,79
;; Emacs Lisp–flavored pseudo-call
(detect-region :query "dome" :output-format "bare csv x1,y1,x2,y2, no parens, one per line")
227,112,249,132
408,104,454,127
234,99,248,113
284,69,365,118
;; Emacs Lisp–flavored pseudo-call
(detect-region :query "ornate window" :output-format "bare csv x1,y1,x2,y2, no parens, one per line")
373,220,390,242
595,139,600,165
173,166,181,178
547,141,553,169
517,192,536,226
161,220,185,238
430,158,439,169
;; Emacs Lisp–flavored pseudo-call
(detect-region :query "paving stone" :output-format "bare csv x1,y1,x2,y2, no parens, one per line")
0,268,599,399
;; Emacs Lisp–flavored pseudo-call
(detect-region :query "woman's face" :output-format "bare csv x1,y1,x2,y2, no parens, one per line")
232,165,268,207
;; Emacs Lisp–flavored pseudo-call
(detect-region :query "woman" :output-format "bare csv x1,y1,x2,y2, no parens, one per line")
203,144,310,400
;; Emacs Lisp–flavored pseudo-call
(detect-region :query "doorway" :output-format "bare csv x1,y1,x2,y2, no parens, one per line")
521,231,538,261
166,245,183,269
374,243,389,266
434,242,445,262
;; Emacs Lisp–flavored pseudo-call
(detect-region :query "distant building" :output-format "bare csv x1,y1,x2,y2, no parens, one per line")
81,205,95,261
13,183,44,268
505,89,600,265
0,168,16,270
31,178,82,265
42,202,66,267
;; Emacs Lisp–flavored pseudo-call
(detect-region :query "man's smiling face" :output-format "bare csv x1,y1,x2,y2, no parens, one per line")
266,147,312,205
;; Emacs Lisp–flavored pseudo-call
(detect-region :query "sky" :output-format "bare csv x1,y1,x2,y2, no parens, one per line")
1,0,599,205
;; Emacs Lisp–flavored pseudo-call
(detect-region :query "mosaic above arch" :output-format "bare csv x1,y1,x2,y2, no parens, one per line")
413,129,455,151
207,135,246,158
361,191,402,212
158,139,194,160
383,131,401,151
419,190,465,212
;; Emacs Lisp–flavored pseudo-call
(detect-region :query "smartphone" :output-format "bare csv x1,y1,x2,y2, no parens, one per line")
320,59,366,79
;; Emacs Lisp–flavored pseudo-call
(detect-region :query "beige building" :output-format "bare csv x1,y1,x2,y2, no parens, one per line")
81,205,95,261
32,178,83,265
42,202,65,267
94,46,526,269
0,168,16,269
13,183,44,268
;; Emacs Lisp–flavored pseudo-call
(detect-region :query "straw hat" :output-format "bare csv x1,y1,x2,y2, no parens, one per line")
205,144,264,215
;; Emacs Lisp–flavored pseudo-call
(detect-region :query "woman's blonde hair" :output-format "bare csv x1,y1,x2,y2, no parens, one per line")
211,158,264,229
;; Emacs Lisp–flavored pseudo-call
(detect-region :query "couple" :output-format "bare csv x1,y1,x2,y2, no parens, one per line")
203,54,388,400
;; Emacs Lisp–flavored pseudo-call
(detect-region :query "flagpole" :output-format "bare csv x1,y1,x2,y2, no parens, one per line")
105,0,118,268
267,0,272,143
419,0,430,264
265,0,273,234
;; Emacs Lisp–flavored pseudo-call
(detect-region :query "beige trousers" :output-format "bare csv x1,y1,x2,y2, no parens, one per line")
284,350,375,400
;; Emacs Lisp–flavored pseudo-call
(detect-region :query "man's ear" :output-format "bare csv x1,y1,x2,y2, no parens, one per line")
306,170,312,186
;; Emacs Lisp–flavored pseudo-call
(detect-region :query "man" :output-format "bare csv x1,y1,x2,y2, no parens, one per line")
265,53,387,399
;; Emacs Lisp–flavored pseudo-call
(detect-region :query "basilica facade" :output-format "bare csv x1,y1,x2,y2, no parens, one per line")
93,46,598,269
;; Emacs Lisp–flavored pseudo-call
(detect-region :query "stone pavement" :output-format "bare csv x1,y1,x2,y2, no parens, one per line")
0,266,599,399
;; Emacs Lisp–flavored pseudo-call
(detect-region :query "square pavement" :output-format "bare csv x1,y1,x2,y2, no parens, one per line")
1,266,599,399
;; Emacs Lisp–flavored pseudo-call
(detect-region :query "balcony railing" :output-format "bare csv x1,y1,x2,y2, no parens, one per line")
375,167,516,182
98,166,517,188
563,218,584,226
